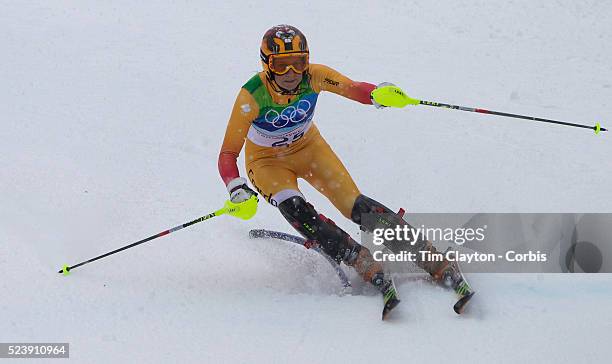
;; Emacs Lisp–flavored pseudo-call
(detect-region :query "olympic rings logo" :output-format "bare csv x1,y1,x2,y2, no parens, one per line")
264,100,312,128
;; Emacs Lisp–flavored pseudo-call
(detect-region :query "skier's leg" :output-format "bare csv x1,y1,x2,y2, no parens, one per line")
294,130,361,219
350,194,450,278
245,161,300,207
273,130,400,313
277,196,384,285
284,131,388,283
277,194,402,316
284,128,444,276
246,154,384,285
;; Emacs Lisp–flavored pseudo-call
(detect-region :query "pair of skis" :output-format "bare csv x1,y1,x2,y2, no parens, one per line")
249,228,475,320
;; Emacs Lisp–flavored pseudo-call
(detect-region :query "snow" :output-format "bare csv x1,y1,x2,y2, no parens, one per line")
1,1,611,363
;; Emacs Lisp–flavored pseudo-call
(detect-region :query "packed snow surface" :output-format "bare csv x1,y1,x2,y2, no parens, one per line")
1,1,611,363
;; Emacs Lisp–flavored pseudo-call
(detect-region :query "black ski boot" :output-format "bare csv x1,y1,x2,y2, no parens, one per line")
278,196,383,284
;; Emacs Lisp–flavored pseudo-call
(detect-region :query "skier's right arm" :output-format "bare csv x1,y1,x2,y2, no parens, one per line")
218,88,259,202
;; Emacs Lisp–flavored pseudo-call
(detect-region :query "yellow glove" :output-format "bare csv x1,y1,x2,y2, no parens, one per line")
371,82,420,108
220,195,258,220
221,177,259,220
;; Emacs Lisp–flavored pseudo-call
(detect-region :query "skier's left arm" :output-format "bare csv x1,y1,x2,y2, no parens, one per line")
309,64,376,105
309,64,412,108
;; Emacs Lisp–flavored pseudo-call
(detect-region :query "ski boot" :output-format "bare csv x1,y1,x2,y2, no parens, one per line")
430,248,475,314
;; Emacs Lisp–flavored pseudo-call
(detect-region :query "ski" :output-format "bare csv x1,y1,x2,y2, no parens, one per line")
248,229,351,288
435,251,475,314
454,290,475,315
380,276,401,320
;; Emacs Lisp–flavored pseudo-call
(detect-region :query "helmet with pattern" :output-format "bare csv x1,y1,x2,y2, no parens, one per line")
260,25,309,94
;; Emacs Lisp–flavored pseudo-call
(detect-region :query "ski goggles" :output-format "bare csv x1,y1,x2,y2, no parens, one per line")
267,52,309,75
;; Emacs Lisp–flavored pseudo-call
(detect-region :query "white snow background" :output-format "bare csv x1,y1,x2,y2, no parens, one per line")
1,1,611,363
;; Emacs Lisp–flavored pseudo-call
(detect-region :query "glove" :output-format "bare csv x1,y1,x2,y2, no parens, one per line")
371,82,396,109
226,177,258,204
371,82,419,108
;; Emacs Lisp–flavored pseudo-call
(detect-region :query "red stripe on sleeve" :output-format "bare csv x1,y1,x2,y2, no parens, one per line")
218,151,240,185
351,82,377,105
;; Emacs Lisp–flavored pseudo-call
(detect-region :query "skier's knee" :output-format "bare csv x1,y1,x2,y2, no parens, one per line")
278,196,361,263
271,189,304,206
277,195,315,224
350,194,393,225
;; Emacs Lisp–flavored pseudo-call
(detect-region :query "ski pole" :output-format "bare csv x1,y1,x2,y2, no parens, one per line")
58,196,258,275
371,85,607,134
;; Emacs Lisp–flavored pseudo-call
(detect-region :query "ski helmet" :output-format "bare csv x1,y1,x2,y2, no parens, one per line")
260,25,309,91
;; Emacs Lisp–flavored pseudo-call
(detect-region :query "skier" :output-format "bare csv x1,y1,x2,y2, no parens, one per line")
218,25,470,317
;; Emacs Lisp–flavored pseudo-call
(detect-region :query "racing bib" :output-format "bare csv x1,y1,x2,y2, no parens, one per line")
242,74,319,147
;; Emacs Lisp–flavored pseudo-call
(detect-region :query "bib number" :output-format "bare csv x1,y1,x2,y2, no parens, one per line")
271,131,305,147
